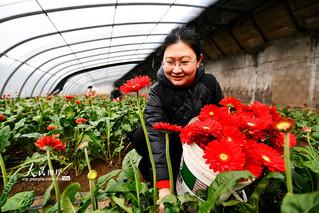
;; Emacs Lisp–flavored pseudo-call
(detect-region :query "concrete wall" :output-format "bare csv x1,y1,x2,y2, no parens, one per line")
205,34,319,107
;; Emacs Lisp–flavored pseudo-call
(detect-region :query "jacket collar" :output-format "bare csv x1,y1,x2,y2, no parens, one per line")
157,64,205,89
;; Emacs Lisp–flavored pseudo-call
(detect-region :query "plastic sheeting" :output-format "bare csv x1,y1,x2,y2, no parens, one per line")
0,0,217,97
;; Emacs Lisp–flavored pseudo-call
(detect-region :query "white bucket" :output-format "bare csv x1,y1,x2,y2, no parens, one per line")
176,143,251,202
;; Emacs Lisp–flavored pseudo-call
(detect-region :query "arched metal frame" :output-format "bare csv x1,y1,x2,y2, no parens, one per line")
48,60,143,96
0,1,211,97
43,57,147,96
36,54,149,96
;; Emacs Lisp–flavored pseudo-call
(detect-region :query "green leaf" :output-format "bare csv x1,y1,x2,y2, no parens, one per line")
302,160,319,173
249,172,284,206
0,126,10,153
160,194,177,205
19,132,42,139
61,182,81,213
42,182,54,207
118,149,142,182
13,118,26,130
281,191,319,213
199,171,253,213
111,196,133,213
177,192,199,205
1,191,35,211
0,175,18,207
96,169,121,189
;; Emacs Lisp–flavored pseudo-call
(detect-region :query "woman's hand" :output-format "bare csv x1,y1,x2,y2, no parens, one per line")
157,188,171,213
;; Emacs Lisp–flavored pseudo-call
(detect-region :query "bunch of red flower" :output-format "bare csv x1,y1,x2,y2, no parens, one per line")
180,96,296,177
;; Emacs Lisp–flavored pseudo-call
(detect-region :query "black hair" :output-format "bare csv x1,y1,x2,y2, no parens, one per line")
161,26,202,59
88,85,93,89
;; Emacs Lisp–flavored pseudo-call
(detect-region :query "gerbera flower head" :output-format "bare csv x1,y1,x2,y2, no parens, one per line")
75,100,81,105
0,114,6,122
246,142,285,172
35,135,65,151
203,140,246,173
180,119,222,146
198,104,228,121
219,96,244,113
65,95,75,100
47,125,57,131
274,118,295,133
302,127,311,132
270,132,296,152
238,113,272,140
120,75,151,94
75,118,88,124
47,96,52,100
221,125,246,146
152,122,182,133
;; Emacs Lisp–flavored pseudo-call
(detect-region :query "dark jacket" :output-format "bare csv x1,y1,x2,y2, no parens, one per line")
134,65,223,182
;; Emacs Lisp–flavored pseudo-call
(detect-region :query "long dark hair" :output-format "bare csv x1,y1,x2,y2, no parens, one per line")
161,26,202,59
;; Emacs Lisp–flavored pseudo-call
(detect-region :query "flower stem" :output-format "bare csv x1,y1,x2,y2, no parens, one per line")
46,150,61,213
135,95,157,203
284,133,293,194
89,179,98,210
84,147,92,171
165,133,174,194
0,153,8,187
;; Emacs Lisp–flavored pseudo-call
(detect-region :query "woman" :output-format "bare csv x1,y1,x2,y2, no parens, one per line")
131,26,223,202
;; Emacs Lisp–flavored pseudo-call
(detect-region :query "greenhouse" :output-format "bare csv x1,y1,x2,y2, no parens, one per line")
0,0,318,212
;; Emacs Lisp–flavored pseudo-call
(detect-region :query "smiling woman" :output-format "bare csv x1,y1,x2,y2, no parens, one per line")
129,26,223,210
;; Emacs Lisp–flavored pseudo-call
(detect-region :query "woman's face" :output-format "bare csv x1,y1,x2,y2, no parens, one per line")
162,41,202,87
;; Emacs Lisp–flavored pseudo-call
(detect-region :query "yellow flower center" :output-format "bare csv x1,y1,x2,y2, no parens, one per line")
203,126,210,130
247,122,255,127
219,153,228,161
209,111,214,116
276,121,291,130
262,155,271,162
227,137,233,142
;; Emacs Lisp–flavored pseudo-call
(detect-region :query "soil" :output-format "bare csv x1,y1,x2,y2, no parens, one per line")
7,159,121,196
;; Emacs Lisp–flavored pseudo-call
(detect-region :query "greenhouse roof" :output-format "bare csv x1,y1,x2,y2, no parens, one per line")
0,0,217,97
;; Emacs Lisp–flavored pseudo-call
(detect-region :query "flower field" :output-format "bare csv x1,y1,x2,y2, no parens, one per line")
0,86,319,212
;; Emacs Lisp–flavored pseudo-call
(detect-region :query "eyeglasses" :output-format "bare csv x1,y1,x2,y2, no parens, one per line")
162,58,197,69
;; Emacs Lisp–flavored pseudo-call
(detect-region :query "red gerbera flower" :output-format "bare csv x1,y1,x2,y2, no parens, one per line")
221,125,246,146
270,132,296,152
180,119,222,146
219,96,244,112
203,140,246,173
244,157,263,177
65,95,75,100
198,104,228,121
302,127,311,132
120,75,151,93
0,114,5,122
75,118,88,124
47,125,57,131
274,118,295,133
75,100,81,105
35,135,65,151
246,142,285,172
47,96,52,100
238,112,272,140
152,122,182,133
